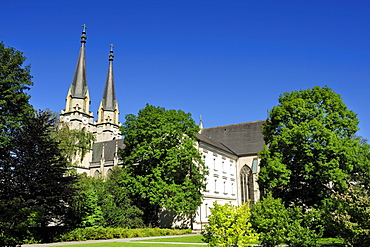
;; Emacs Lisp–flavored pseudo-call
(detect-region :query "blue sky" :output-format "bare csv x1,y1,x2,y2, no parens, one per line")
2,0,370,138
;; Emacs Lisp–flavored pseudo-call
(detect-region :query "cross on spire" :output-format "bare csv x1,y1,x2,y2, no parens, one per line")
82,24,87,33
110,43,114,52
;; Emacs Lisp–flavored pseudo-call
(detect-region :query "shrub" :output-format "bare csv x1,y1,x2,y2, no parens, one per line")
251,193,323,247
285,207,323,247
57,227,191,242
250,194,288,247
323,185,370,247
202,202,258,247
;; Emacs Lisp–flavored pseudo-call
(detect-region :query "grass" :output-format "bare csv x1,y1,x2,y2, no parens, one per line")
133,235,204,243
59,243,203,247
44,235,346,246
318,237,346,246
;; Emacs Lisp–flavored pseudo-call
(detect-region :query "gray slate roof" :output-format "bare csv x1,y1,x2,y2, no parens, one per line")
91,120,265,164
196,133,237,155
92,139,125,163
200,120,266,156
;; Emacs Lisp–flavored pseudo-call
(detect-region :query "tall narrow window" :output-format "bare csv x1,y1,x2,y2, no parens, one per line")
252,158,258,174
240,165,254,204
94,170,100,178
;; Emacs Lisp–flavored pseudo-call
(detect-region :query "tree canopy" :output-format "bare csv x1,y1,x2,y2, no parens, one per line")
53,122,95,168
0,43,76,245
0,42,33,148
258,86,369,207
119,104,208,225
0,110,76,245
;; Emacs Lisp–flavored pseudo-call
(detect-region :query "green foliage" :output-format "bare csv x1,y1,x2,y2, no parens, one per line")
101,167,144,228
0,110,76,246
251,194,323,247
250,194,288,246
53,123,95,168
259,86,366,207
119,104,208,224
202,202,258,247
0,42,34,148
323,185,370,247
285,207,323,247
67,174,104,228
67,169,144,229
58,227,192,242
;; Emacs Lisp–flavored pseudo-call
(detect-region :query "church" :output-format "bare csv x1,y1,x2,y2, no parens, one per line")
60,26,265,230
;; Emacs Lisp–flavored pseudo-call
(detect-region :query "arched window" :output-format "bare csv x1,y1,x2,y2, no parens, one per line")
240,165,254,204
94,170,100,178
106,168,113,178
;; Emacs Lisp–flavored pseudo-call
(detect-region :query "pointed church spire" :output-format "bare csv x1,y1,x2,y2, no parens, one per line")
95,44,121,141
61,24,93,125
70,24,88,99
101,44,117,111
199,115,204,133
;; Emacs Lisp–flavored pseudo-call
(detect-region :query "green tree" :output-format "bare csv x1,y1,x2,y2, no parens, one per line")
101,167,144,228
0,110,76,245
66,174,105,228
202,202,258,247
258,86,366,207
67,168,144,229
119,104,208,225
0,42,33,148
251,194,323,247
53,123,95,168
323,185,370,247
250,194,288,247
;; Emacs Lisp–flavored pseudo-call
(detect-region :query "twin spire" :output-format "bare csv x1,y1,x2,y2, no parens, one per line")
101,43,117,112
68,24,119,125
70,24,88,99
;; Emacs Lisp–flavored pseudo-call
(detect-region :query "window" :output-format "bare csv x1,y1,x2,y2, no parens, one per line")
94,170,100,178
106,169,113,177
252,158,258,174
240,165,254,204
223,181,227,195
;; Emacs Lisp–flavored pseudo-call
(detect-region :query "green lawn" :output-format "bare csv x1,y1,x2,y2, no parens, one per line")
60,243,203,247
133,235,204,243
58,235,205,246
49,235,346,247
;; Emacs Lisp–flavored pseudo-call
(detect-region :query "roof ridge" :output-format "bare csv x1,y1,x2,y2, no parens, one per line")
204,120,266,130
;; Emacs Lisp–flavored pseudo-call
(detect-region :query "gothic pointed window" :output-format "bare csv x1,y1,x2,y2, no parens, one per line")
240,165,254,205
94,170,100,178
106,168,113,177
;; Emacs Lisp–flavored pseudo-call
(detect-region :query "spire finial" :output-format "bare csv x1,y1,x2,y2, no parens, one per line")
82,24,87,33
199,115,204,132
109,43,114,61
80,24,87,43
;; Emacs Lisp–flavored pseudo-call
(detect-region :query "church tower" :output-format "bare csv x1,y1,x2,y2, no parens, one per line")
60,24,94,131
95,44,121,142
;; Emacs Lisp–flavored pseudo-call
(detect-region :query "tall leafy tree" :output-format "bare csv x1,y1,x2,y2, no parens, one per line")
0,110,76,245
0,42,34,245
258,86,368,207
119,104,207,225
67,169,144,229
0,42,33,148
53,123,95,168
